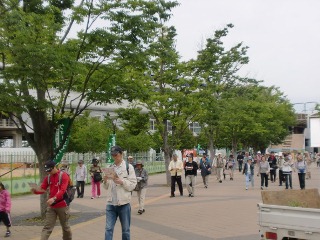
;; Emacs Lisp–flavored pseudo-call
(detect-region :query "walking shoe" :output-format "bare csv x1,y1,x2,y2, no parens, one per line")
180,193,183,196
204,186,208,188
170,195,175,198
219,180,222,183
91,197,94,199
261,187,263,190
138,210,143,214
188,193,191,197
98,195,100,198
190,194,194,197
5,230,11,237
246,187,248,190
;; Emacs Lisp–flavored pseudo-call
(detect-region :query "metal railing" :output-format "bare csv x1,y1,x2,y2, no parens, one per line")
0,152,166,195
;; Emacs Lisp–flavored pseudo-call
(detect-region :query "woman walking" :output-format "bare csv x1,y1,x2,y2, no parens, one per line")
0,182,11,237
282,154,293,189
134,161,148,214
257,155,270,190
200,157,211,188
295,153,307,189
90,158,102,199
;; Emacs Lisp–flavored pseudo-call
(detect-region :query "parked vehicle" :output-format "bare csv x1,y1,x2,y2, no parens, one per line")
258,189,320,240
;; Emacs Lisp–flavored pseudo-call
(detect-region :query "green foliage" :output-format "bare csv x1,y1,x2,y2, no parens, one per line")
68,111,111,153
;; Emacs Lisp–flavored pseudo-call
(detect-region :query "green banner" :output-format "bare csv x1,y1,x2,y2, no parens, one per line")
106,134,116,163
53,118,71,163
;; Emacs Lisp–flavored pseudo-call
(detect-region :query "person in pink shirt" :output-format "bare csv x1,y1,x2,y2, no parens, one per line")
0,182,11,237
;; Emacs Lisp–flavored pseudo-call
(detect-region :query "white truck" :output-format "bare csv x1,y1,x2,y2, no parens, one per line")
258,189,320,240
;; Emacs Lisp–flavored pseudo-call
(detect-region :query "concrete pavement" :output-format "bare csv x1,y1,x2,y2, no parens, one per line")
6,165,320,240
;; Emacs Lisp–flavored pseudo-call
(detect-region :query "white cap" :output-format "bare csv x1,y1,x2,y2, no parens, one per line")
257,151,261,154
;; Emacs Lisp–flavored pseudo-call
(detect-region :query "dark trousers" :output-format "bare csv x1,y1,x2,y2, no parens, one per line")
238,162,243,172
76,181,85,197
171,175,183,196
298,173,306,189
284,173,292,189
270,169,276,182
260,173,269,187
0,211,11,227
278,170,283,185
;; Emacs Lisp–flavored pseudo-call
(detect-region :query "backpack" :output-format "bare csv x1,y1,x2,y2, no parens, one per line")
48,171,76,206
217,159,224,168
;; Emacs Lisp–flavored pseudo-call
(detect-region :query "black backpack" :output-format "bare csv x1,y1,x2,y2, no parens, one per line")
48,171,76,205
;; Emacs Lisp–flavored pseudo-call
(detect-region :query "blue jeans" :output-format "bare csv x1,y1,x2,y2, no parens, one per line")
245,174,254,188
105,203,131,240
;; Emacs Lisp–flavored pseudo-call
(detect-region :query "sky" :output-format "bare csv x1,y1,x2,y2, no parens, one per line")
168,0,320,113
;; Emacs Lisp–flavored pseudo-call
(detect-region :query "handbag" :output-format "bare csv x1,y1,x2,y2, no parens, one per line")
93,172,102,182
134,182,141,191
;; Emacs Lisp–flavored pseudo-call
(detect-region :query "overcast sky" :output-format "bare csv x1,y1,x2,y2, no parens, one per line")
168,0,320,113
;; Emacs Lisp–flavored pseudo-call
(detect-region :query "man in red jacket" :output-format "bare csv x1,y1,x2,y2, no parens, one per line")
31,160,72,240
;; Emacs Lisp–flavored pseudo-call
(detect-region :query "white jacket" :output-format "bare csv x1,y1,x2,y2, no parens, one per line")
75,165,87,181
103,160,137,206
168,159,184,176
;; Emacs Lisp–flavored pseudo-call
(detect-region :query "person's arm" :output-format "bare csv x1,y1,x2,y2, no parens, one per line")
168,161,173,171
5,191,11,213
32,176,48,194
142,169,148,182
120,164,137,192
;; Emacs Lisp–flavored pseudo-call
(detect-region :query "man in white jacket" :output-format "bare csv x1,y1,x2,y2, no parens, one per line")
168,153,184,197
75,159,87,198
103,145,137,240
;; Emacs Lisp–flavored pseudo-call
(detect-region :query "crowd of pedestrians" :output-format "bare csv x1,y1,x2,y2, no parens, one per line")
3,146,319,239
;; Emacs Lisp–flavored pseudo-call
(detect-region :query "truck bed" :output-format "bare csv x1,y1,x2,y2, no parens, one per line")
258,203,320,240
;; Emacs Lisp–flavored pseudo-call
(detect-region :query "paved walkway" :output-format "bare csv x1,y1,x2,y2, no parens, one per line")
6,165,320,240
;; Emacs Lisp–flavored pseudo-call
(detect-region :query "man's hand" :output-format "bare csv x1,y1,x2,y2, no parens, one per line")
113,177,123,185
47,198,55,206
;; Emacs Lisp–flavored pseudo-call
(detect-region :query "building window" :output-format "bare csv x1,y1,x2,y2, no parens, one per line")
150,119,157,131
189,122,201,134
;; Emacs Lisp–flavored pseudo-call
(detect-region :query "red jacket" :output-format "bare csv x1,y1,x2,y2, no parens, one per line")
36,170,69,208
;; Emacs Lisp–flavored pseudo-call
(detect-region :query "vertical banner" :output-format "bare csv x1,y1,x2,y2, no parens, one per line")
53,118,71,163
106,134,116,163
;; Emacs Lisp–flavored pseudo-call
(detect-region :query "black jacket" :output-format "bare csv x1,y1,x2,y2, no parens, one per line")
185,161,198,176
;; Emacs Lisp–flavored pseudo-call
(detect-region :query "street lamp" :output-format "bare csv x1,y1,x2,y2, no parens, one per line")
0,53,4,70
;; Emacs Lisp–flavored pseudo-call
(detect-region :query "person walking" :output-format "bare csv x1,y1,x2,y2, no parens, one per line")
134,161,148,214
295,153,307,189
257,155,270,190
31,160,72,240
184,154,198,197
226,154,236,180
243,158,254,190
278,154,285,186
0,182,11,238
304,151,312,179
268,152,278,183
103,145,137,240
75,159,87,198
199,156,211,188
90,158,102,199
215,153,225,183
237,152,244,172
282,154,293,189
168,153,184,197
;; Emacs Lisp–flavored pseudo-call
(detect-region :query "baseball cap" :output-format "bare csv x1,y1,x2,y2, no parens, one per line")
44,160,56,172
111,145,123,155
128,156,133,159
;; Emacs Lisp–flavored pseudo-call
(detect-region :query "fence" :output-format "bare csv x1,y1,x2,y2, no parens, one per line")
0,151,166,195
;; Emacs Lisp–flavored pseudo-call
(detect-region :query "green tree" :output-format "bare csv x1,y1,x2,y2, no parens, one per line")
193,24,251,160
0,0,178,217
68,111,111,153
134,26,201,184
216,85,296,155
115,107,156,152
